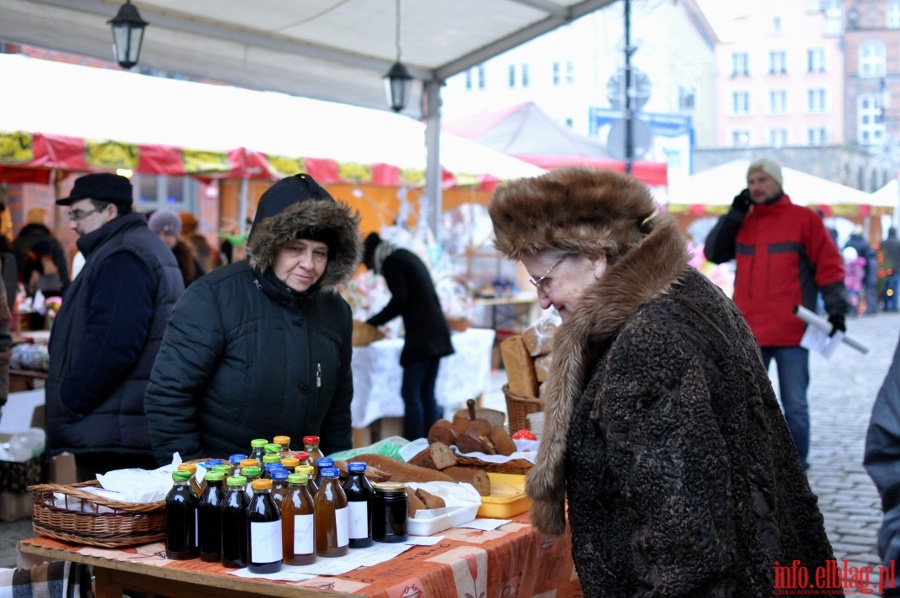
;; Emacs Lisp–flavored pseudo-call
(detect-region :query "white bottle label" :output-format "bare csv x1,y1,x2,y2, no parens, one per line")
250,520,283,563
348,501,369,539
293,513,314,554
335,505,349,548
193,509,199,547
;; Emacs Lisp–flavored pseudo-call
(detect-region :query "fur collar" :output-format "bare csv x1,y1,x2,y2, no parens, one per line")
525,211,689,536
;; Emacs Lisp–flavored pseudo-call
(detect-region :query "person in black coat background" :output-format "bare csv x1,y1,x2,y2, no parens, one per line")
363,232,454,441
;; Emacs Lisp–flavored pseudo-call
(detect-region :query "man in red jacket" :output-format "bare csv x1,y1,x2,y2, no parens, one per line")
705,158,848,470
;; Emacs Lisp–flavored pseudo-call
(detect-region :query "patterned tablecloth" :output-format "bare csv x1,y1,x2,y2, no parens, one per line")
19,511,582,597
350,328,496,429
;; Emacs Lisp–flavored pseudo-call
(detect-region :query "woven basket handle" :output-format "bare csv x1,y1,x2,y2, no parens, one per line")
28,482,165,513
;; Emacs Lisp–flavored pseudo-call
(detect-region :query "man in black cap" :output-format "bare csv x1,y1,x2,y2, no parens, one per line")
46,173,184,481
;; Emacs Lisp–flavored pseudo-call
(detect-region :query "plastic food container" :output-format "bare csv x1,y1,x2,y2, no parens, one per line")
407,503,480,537
476,473,531,519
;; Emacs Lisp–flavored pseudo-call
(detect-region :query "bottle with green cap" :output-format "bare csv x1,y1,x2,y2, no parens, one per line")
165,470,200,560
283,472,316,565
221,475,249,568
242,466,262,498
198,471,226,562
262,453,282,477
264,443,282,456
249,438,268,469
248,478,283,573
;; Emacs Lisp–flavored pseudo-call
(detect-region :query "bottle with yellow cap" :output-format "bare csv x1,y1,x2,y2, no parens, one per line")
176,462,203,497
273,435,291,453
283,472,316,565
296,464,318,494
247,478,283,573
281,456,300,471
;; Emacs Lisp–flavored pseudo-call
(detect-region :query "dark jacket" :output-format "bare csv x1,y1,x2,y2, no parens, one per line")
46,213,184,458
367,248,453,366
705,194,847,347
144,174,362,463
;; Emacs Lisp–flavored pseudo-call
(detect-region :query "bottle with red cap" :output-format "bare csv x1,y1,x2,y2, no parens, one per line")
302,436,324,477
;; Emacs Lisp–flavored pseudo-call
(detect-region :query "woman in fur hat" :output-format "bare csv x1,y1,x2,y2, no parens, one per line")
489,167,839,597
145,174,362,463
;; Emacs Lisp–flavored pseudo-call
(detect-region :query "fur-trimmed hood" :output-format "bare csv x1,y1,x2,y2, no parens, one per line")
489,167,690,536
247,174,362,292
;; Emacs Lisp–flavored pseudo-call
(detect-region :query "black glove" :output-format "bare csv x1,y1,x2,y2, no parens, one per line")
828,314,846,336
732,189,751,214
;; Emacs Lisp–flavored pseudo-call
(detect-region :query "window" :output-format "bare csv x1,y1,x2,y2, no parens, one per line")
732,52,749,76
552,62,560,86
521,64,530,88
807,128,828,145
858,94,886,144
889,0,900,28
769,51,787,74
773,17,782,33
679,86,696,110
733,91,750,114
859,40,886,78
807,88,826,112
731,130,751,147
477,65,485,90
770,129,788,147
508,64,516,88
566,60,574,85
465,70,472,90
807,48,826,73
769,89,788,114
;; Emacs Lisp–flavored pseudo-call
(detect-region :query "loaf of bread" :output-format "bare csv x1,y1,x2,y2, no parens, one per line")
414,487,446,510
522,317,558,356
501,335,539,397
534,353,552,383
427,420,458,446
406,487,426,518
354,453,455,483
452,407,505,428
408,442,458,470
489,425,517,456
443,466,491,496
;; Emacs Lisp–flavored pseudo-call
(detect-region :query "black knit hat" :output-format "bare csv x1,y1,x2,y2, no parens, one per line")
248,173,335,246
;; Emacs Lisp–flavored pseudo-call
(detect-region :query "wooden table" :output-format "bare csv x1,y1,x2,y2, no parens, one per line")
18,512,581,598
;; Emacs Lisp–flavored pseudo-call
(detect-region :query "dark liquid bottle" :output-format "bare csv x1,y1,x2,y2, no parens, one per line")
247,478,283,574
343,461,374,548
315,467,349,558
249,438,268,469
303,436,324,477
283,472,317,565
198,471,226,562
221,475,249,568
165,470,200,560
372,482,409,543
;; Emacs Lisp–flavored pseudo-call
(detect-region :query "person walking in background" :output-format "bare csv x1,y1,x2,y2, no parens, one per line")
22,239,66,299
12,207,69,294
490,166,838,596
362,232,454,441
47,173,184,481
145,174,361,463
882,228,900,312
845,225,879,315
705,158,848,470
148,209,206,287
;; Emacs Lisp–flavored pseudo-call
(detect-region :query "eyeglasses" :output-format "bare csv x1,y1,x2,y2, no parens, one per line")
529,254,570,291
68,208,99,222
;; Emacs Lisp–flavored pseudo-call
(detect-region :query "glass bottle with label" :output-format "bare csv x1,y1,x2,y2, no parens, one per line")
198,471,225,562
165,470,200,560
315,467,349,558
343,461,373,548
247,478,283,574
283,472,316,565
221,475,249,568
249,438,268,469
314,458,334,488
271,469,291,503
302,436,324,476
296,465,318,494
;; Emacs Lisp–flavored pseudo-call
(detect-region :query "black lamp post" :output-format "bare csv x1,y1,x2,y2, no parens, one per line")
108,0,148,69
383,0,412,112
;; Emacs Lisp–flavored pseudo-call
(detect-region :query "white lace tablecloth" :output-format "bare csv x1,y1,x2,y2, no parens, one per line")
351,327,496,428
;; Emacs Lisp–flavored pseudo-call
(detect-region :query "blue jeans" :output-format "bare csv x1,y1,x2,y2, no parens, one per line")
760,346,810,469
401,357,442,441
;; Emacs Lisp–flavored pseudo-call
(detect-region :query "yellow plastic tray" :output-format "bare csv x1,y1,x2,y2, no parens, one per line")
476,473,531,519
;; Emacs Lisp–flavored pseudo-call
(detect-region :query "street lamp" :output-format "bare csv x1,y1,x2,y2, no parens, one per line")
383,0,412,112
108,0,148,69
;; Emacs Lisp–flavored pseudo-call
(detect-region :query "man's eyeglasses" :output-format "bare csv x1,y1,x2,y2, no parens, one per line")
68,208,99,222
529,254,570,291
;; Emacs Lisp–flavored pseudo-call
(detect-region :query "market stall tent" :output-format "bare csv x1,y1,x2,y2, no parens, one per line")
444,102,669,187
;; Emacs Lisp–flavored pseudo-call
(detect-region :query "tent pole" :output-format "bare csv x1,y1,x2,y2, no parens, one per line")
238,177,249,238
424,78,443,244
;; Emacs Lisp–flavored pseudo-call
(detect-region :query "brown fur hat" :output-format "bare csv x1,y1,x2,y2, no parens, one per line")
489,166,657,261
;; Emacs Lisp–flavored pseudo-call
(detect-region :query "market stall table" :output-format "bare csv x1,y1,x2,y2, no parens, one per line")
351,328,495,442
18,511,581,597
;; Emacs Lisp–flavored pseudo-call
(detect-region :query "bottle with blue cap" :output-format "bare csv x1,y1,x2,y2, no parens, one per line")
343,461,373,548
314,457,334,488
315,467,349,557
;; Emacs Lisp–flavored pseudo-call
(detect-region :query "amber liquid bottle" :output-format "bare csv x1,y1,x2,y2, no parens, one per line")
314,458,334,488
315,467,349,557
343,461,374,548
165,471,200,560
198,471,226,562
221,475,249,568
247,478,283,573
296,465,318,495
303,435,324,477
282,472,317,565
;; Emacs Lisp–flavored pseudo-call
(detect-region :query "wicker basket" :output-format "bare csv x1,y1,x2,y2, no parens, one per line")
29,480,166,548
503,384,544,434
352,320,385,346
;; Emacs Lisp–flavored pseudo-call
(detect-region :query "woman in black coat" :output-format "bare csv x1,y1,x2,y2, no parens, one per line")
363,233,454,441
